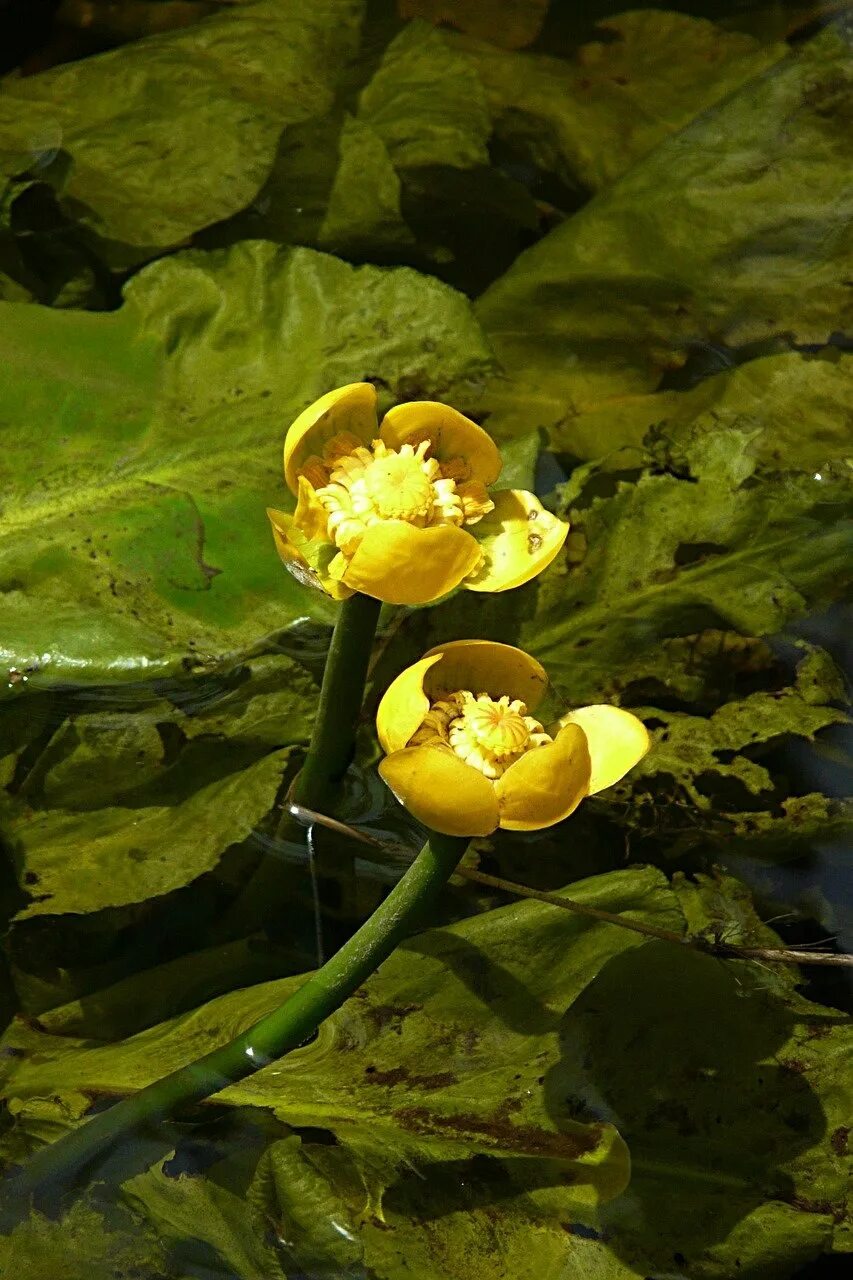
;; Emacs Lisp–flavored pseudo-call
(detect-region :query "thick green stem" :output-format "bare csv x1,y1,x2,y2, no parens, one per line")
292,591,382,811
2,832,466,1215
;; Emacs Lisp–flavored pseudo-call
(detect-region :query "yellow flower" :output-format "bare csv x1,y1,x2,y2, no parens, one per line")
267,383,569,605
376,640,650,837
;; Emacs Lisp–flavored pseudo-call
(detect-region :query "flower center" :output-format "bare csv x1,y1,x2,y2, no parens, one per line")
300,435,494,557
362,450,437,521
411,691,552,779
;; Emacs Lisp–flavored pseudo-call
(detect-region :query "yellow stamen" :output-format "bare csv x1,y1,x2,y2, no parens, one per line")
302,437,494,557
410,690,552,779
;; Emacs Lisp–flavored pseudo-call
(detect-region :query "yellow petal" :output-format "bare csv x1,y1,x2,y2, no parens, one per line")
422,639,549,712
465,489,569,593
379,402,502,486
558,705,650,795
283,383,378,496
495,723,590,832
379,745,499,837
266,508,352,601
293,476,331,542
340,521,482,605
376,654,442,755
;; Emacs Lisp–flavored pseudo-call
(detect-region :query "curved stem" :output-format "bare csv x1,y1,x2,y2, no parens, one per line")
2,832,467,1216
292,591,382,811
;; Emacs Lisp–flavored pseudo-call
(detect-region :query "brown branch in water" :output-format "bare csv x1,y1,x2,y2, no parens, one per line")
287,804,853,969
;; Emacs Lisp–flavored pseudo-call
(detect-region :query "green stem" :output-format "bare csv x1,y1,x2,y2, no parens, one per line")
2,832,466,1215
291,591,382,811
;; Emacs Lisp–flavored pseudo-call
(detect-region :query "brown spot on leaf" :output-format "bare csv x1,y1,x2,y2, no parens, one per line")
395,1106,602,1159
830,1126,849,1157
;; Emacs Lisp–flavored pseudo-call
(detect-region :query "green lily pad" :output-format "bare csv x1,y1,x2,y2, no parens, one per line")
548,352,853,468
2,868,682,1203
0,0,364,252
359,21,491,172
454,10,784,194
4,747,290,919
4,868,849,1279
399,0,549,50
0,240,493,690
475,22,853,445
0,1201,170,1280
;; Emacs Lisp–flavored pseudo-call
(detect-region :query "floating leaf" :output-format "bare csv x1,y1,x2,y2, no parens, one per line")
476,23,853,443
359,21,491,172
0,241,493,689
0,1201,169,1280
0,0,365,251
399,0,549,50
455,11,783,193
4,748,290,919
548,351,853,468
2,868,682,1205
3,869,849,1278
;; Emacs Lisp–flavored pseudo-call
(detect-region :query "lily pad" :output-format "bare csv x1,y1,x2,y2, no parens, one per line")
1,868,682,1203
548,351,853,468
3,868,849,1279
0,240,493,690
454,10,784,193
358,21,491,172
399,0,549,50
0,0,365,251
476,22,853,442
0,1201,170,1280
4,747,290,918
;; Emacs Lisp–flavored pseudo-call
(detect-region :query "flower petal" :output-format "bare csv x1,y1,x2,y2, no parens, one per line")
379,745,499,837
267,508,352,601
465,489,569,593
558,705,650,795
422,639,549,711
495,723,590,832
292,476,331,542
379,401,502,486
283,383,378,496
376,654,442,755
340,521,482,605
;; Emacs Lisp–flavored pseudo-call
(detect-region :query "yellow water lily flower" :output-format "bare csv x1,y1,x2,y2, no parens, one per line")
376,640,650,837
267,383,569,605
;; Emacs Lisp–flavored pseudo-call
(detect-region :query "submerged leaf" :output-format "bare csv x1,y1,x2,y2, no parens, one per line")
548,351,853,468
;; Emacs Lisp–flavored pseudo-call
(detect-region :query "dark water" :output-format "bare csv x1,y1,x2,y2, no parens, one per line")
0,2,850,1278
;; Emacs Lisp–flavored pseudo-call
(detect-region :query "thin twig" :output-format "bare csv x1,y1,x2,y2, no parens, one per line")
289,804,853,970
458,868,853,968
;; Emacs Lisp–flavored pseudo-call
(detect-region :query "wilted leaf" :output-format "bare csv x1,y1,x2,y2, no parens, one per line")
399,0,549,50
0,0,364,251
0,241,493,689
476,22,853,442
4,748,290,918
455,11,783,193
